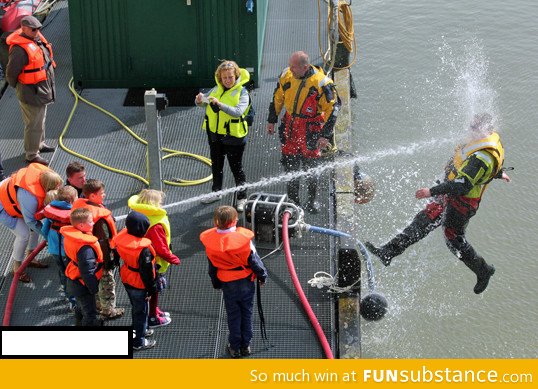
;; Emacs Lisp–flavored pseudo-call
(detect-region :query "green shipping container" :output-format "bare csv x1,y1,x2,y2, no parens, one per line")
68,0,268,88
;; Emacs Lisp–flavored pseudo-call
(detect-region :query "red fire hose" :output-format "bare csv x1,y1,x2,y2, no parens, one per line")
2,240,47,326
281,211,334,359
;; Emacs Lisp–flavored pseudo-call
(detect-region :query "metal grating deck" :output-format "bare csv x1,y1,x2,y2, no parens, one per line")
0,0,340,359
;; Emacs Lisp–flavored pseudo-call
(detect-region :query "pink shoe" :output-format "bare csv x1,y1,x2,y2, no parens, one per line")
156,307,171,318
148,316,171,328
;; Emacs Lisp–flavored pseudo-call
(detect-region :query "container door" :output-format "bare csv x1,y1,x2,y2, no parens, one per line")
125,0,198,87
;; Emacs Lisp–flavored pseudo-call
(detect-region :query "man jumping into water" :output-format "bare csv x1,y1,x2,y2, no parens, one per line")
366,113,510,294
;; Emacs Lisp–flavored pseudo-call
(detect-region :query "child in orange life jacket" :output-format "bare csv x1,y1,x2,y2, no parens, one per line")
200,206,268,358
111,211,158,351
72,179,124,320
42,185,78,309
61,208,103,326
128,189,178,328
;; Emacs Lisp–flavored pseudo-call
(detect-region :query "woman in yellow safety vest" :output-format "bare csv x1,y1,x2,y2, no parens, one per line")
195,60,253,213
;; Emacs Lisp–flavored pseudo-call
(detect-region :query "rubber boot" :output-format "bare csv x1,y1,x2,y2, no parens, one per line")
365,233,414,266
463,254,495,294
365,242,394,266
305,182,320,214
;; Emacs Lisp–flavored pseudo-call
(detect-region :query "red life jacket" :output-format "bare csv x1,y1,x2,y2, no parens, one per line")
6,29,56,85
43,204,71,230
0,163,49,218
72,198,118,237
199,227,254,282
111,228,156,289
61,226,103,286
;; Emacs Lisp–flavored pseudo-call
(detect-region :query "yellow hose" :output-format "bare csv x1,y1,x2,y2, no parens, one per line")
59,78,212,187
318,0,357,70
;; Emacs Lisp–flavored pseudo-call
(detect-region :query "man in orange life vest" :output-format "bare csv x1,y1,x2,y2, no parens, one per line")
62,207,103,326
6,15,56,166
200,206,267,358
267,51,340,213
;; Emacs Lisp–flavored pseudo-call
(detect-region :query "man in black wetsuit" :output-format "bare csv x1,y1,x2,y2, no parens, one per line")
366,113,510,294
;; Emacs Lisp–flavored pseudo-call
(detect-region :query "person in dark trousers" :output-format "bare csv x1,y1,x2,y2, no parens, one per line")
195,60,253,212
111,211,157,351
366,113,511,294
6,16,56,165
61,208,103,326
267,51,340,213
200,206,267,358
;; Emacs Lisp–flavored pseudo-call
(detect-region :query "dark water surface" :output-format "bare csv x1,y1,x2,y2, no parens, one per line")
350,0,538,357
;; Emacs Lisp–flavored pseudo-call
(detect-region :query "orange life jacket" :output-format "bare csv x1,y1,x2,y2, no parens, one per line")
111,228,156,290
0,163,49,218
43,204,71,230
199,227,254,282
61,225,103,285
72,198,118,237
6,29,56,85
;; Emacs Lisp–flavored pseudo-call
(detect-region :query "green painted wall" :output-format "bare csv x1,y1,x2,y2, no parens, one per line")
68,0,267,88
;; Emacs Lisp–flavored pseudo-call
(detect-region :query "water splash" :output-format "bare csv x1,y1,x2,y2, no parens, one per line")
438,38,499,136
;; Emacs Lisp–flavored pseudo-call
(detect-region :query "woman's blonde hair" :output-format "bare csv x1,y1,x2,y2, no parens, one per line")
215,60,240,85
137,188,165,207
40,170,63,192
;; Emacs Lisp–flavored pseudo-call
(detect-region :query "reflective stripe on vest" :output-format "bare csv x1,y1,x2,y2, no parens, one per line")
199,227,254,282
61,225,103,285
111,228,156,289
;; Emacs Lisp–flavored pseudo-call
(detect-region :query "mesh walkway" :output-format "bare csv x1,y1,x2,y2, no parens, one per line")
0,0,340,358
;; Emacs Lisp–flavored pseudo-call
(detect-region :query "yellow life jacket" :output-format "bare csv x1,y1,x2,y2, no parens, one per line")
128,195,172,273
447,132,504,198
202,68,251,139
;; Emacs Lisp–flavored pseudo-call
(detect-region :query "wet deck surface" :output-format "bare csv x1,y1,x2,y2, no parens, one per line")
0,0,340,358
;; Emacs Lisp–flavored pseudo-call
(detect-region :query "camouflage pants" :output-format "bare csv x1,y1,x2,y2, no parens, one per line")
98,269,117,312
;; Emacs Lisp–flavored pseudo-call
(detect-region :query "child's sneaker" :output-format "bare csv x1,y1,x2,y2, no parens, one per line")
148,315,171,328
132,329,154,338
101,307,125,320
240,345,251,356
156,307,170,318
133,338,156,351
